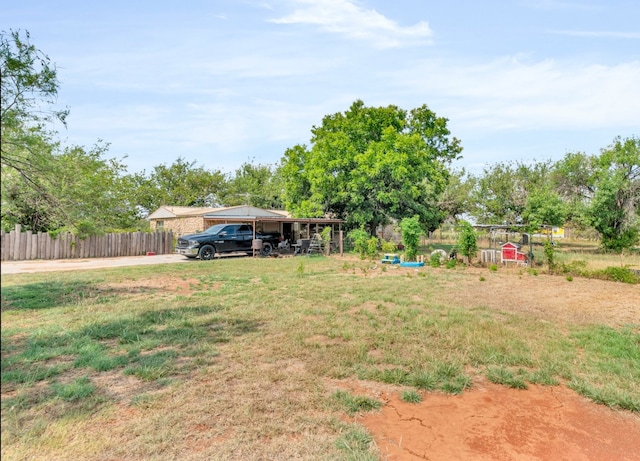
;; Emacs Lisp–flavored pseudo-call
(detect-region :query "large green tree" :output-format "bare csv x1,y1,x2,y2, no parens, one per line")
132,157,228,214
438,168,476,222
1,30,68,186
589,136,639,252
470,160,557,226
280,100,462,233
223,161,283,209
1,30,144,234
1,141,141,233
550,151,597,227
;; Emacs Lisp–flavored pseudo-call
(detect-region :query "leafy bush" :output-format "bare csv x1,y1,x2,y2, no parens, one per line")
456,220,477,262
348,228,370,259
381,239,397,254
600,267,639,284
544,240,557,272
366,236,379,259
400,216,422,261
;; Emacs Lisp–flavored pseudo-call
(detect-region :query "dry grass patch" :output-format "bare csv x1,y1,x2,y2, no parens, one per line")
2,254,638,460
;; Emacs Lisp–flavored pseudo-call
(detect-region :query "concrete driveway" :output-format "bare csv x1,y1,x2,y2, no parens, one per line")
1,254,193,275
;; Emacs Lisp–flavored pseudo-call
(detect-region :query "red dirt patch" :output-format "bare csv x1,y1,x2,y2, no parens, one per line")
355,378,640,461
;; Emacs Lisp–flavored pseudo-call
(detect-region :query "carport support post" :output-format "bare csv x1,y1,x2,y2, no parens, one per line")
339,230,343,257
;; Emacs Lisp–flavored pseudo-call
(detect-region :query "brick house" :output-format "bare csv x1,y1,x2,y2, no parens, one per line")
147,205,341,244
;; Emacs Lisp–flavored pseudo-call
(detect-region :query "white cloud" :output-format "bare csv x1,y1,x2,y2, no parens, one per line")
393,56,640,132
270,0,432,48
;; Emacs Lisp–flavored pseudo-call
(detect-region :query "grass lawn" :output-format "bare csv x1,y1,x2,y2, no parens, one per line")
2,253,639,460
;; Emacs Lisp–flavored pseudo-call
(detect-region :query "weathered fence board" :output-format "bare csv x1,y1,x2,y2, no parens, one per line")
0,226,174,261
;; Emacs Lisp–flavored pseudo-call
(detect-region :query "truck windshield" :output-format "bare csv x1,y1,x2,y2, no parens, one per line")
204,224,227,234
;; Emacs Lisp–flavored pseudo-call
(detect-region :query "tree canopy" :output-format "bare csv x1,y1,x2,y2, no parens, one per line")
466,136,639,252
279,100,462,233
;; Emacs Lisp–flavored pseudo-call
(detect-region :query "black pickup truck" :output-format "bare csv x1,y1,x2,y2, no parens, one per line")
175,223,281,260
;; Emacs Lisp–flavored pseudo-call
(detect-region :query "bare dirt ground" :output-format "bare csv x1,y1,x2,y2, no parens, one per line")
340,265,640,460
3,256,639,460
339,377,640,461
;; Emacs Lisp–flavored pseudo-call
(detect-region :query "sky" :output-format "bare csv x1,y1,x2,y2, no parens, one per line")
4,0,640,177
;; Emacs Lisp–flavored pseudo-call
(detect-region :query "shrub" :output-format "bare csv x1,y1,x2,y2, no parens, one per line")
366,236,379,259
544,240,557,272
348,228,370,259
400,216,422,261
381,239,397,254
601,267,639,284
456,221,477,262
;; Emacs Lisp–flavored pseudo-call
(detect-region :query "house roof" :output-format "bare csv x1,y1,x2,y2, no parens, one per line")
148,205,341,224
147,206,224,220
203,205,290,219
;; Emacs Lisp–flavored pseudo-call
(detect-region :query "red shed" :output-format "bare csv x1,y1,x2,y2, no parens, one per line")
501,242,528,265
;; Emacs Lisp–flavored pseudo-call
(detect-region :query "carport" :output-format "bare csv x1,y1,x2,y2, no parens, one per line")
201,206,343,255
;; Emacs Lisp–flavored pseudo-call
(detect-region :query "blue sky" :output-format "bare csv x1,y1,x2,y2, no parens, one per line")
4,0,639,176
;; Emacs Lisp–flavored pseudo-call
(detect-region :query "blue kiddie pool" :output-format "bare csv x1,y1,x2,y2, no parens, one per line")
399,261,425,267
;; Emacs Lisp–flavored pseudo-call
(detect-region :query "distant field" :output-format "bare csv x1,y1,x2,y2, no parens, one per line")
2,253,639,460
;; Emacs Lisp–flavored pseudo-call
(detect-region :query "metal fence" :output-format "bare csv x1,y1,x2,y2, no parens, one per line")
1,225,174,261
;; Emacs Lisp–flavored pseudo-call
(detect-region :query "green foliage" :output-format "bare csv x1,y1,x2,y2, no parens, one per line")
588,137,640,252
131,157,227,214
543,240,557,272
400,389,422,403
365,237,379,259
332,390,381,416
456,220,477,260
0,31,141,234
486,367,528,389
380,239,397,254
470,160,553,225
557,261,639,284
348,228,370,259
334,425,377,460
51,376,95,401
523,188,567,231
439,168,476,221
279,100,462,231
400,215,422,261
601,267,639,284
430,252,442,267
224,160,283,209
320,226,333,244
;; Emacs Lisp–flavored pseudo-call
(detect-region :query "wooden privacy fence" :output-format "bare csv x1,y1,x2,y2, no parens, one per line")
1,225,174,262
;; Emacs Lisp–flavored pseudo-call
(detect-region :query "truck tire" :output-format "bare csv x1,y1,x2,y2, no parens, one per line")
261,242,273,257
198,245,216,260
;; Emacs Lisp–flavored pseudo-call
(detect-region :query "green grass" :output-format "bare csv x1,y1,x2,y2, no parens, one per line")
332,390,382,416
334,424,378,460
400,389,422,403
1,255,639,459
